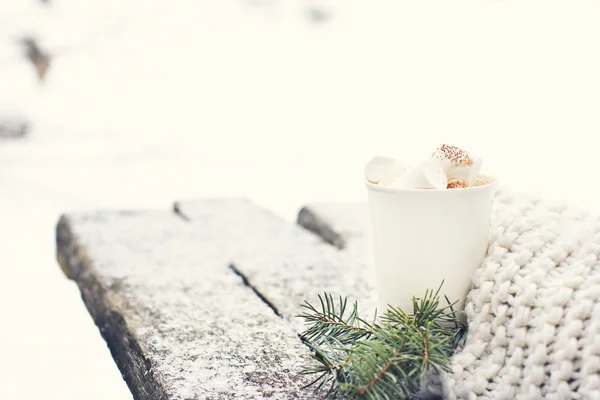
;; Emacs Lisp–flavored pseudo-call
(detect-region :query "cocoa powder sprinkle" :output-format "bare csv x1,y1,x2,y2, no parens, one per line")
434,144,473,167
447,179,469,189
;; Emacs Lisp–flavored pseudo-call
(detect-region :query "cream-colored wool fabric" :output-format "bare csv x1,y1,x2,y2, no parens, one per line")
441,188,600,399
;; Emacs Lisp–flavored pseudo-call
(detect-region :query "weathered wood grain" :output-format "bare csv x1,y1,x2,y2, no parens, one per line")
174,199,378,333
56,208,325,400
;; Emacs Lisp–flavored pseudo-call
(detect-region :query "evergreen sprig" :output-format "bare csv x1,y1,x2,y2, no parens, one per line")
298,293,375,345
297,282,466,399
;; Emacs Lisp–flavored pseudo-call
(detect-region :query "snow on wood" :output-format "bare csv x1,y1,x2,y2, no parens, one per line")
56,206,326,399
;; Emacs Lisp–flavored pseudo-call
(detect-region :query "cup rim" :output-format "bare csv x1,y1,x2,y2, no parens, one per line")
365,174,497,193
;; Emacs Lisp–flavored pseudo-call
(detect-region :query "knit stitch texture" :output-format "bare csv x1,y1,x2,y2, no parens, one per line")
438,188,600,399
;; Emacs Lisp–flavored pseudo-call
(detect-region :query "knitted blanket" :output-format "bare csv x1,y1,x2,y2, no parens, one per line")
437,188,600,399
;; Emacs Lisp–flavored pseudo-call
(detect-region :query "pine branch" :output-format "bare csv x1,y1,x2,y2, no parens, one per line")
297,282,466,399
297,292,374,345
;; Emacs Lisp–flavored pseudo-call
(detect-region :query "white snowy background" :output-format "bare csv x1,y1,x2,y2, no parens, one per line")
1,1,599,399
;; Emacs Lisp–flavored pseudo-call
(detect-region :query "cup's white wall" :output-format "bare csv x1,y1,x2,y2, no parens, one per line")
366,181,497,315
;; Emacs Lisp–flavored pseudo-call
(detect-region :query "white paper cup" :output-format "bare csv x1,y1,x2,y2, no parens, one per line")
365,177,497,316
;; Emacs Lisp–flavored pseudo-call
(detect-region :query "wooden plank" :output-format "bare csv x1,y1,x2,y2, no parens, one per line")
56,208,323,400
174,199,378,333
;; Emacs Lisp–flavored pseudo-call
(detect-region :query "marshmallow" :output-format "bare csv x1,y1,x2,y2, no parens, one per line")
364,156,411,184
393,160,448,189
431,144,482,186
377,177,406,188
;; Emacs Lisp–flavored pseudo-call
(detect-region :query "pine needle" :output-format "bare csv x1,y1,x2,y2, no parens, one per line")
296,282,466,399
